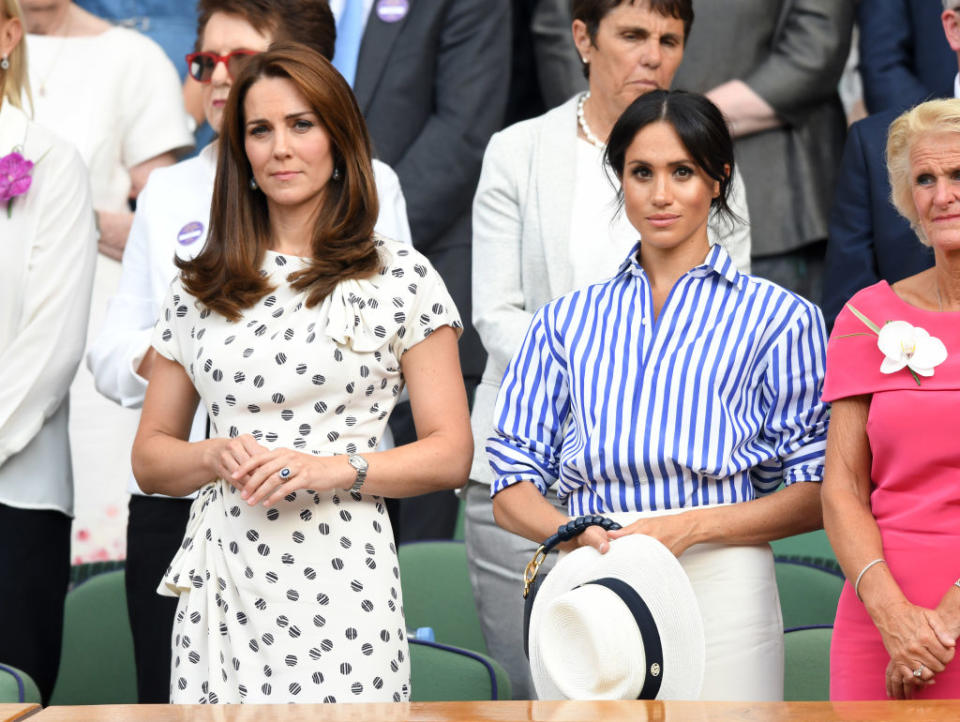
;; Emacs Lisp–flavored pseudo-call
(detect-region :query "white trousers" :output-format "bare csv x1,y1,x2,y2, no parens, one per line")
604,509,784,702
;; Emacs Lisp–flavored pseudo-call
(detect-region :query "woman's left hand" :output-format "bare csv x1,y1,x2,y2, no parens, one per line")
606,512,699,557
232,449,350,507
885,657,935,699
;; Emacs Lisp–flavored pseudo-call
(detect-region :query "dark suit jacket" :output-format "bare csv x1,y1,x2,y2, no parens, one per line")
858,0,955,115
353,0,510,383
672,0,854,257
821,110,934,330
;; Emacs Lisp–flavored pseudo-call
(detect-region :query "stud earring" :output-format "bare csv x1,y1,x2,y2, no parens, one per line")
332,167,342,182
1,56,9,71
249,177,258,190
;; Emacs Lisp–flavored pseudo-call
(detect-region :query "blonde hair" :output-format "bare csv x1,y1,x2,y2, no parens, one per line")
1,0,31,110
887,98,960,246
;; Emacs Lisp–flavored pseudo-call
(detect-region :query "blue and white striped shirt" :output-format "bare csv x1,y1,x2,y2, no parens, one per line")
487,243,828,514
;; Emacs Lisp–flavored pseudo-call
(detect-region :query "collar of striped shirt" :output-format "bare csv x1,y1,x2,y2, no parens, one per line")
487,241,828,515
617,241,745,290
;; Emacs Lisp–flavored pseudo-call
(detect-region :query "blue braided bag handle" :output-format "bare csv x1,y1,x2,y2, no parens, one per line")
522,515,622,658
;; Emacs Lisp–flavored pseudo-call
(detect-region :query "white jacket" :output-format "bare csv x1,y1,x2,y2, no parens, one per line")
0,102,97,514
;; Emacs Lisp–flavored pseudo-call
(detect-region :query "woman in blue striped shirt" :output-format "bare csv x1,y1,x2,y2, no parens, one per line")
488,90,829,701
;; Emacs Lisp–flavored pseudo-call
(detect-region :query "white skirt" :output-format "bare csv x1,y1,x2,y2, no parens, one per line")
579,508,784,702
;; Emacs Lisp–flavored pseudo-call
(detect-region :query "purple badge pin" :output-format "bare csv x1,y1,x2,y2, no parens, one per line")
177,221,204,246
376,0,408,23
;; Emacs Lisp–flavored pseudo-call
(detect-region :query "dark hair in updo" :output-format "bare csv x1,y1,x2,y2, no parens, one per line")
605,89,738,226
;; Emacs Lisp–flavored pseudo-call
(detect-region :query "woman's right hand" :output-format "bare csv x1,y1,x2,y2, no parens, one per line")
206,434,269,490
559,524,613,554
874,600,956,679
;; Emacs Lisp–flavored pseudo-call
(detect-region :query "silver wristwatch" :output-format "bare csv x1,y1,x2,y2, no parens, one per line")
347,454,368,492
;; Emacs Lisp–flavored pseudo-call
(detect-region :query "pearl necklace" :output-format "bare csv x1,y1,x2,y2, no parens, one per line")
577,92,605,149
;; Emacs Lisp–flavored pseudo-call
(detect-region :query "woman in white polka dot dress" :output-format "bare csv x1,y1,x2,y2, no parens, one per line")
131,44,473,704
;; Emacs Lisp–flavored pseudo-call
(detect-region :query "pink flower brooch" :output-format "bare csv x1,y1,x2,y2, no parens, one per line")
0,150,35,218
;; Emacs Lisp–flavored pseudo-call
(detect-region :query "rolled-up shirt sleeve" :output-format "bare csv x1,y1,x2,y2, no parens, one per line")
486,305,570,497
751,299,829,494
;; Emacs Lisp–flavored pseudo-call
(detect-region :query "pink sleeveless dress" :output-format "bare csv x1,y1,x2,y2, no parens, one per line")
823,281,960,700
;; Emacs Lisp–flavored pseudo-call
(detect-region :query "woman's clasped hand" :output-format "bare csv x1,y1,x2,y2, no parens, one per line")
212,438,353,507
876,600,955,698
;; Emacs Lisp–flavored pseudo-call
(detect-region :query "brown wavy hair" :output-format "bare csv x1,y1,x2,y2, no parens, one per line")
177,42,381,321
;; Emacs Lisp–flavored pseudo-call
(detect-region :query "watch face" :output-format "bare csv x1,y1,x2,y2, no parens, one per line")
350,454,367,471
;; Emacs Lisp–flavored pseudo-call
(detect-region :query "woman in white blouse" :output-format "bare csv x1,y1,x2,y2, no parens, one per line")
21,0,194,566
0,0,96,702
465,0,751,699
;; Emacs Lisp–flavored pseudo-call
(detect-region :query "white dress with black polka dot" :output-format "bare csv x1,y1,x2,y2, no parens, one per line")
151,237,462,704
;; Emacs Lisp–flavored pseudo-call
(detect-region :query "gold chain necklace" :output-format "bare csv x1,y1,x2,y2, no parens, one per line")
36,11,73,98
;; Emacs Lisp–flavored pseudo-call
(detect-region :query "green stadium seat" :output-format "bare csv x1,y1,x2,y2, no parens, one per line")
0,663,41,704
776,560,844,630
783,625,832,701
49,570,137,705
772,529,839,573
409,638,510,701
398,540,487,655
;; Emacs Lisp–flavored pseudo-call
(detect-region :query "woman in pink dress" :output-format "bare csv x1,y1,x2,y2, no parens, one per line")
823,98,960,700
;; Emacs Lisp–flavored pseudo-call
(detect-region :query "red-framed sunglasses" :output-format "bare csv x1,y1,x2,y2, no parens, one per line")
186,50,259,83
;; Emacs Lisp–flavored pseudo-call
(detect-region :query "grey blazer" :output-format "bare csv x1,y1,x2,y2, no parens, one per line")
468,95,753,483
672,0,855,257
353,0,511,382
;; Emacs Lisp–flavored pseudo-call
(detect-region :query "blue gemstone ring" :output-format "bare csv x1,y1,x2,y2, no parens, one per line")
279,467,292,480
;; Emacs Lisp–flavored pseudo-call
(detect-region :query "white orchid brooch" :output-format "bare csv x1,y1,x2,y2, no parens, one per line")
840,304,947,386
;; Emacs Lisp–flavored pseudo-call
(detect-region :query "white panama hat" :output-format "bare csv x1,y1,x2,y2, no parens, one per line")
528,534,705,701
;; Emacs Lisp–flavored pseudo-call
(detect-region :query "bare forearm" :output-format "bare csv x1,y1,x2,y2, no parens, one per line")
96,210,134,261
233,428,472,508
492,482,569,544
937,585,960,638
689,480,822,547
823,481,910,620
132,432,219,497
350,431,473,498
823,480,885,587
706,80,782,138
